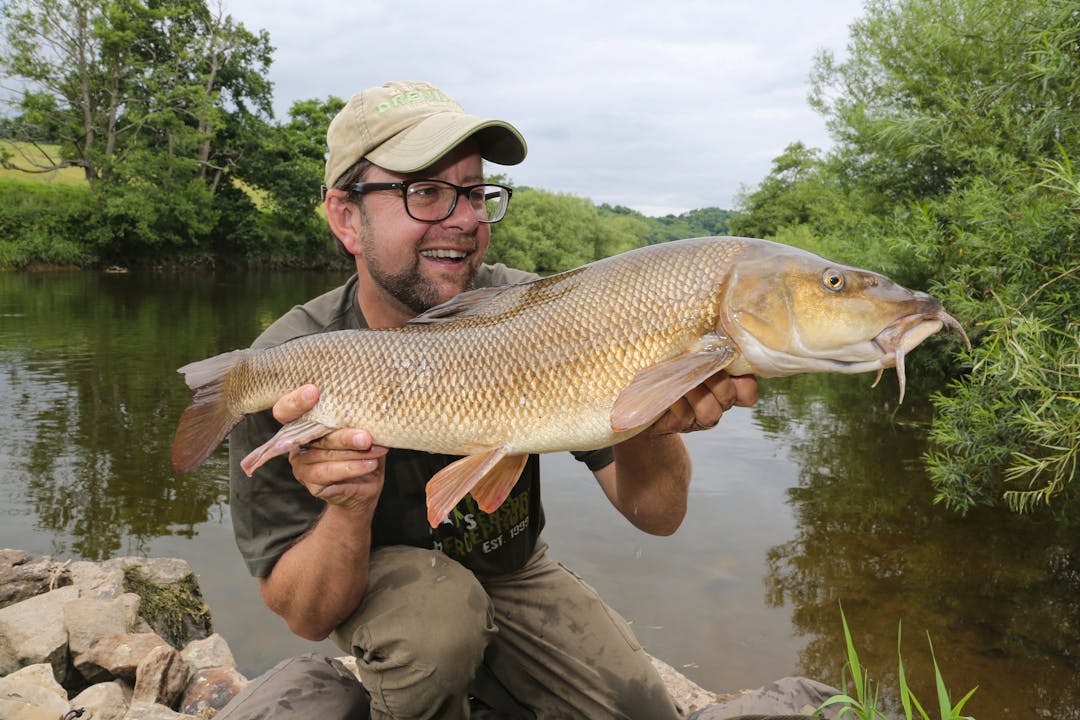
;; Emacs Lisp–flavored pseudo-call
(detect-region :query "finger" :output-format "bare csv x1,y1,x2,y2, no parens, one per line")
293,448,386,492
647,397,695,435
272,384,320,424
291,446,388,470
683,383,725,430
303,428,381,453
729,374,759,407
298,456,384,489
311,473,385,510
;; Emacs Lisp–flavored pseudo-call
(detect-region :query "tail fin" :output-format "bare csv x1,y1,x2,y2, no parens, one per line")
172,349,252,472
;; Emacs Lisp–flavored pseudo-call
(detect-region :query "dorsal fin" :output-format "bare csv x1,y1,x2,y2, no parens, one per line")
409,285,513,325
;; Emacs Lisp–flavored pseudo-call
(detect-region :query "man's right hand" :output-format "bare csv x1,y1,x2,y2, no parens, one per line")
272,384,388,512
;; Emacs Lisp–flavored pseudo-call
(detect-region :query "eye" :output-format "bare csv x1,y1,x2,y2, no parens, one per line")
822,268,846,292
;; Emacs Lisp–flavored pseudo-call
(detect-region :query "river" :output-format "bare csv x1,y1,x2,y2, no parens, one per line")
0,269,1076,717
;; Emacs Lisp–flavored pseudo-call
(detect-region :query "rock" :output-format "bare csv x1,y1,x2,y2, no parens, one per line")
82,633,172,681
0,550,72,609
105,558,212,649
0,585,79,680
0,675,72,718
0,663,67,701
102,558,197,586
124,700,201,719
180,633,236,671
0,551,841,720
71,680,132,720
68,560,128,599
178,666,248,716
66,593,143,682
132,644,190,708
687,676,843,719
0,697,63,720
648,655,729,714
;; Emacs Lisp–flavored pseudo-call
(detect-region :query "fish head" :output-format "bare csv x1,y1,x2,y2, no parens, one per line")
718,242,968,393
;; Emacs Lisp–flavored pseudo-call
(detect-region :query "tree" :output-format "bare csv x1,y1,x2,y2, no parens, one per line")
765,0,1080,511
235,96,346,261
809,0,1079,207
728,142,826,238
0,0,274,258
488,187,604,273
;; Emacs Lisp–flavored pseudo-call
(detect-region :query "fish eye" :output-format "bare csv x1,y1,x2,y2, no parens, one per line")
822,268,846,292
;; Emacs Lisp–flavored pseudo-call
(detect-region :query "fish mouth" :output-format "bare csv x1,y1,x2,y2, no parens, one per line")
871,309,970,402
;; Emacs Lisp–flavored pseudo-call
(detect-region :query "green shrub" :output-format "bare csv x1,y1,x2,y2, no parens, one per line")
0,177,98,268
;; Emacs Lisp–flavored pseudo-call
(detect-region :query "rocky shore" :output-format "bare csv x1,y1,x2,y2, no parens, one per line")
0,549,838,719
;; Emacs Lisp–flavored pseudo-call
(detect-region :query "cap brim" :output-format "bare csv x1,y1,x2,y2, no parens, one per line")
366,112,527,173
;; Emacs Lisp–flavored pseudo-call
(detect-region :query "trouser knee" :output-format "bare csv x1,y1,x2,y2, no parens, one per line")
332,547,496,718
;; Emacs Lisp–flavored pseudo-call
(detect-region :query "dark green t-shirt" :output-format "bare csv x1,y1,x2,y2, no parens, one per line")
228,265,613,578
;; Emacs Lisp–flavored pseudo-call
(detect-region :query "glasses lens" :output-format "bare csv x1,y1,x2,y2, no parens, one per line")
404,181,456,221
402,181,511,222
476,185,510,223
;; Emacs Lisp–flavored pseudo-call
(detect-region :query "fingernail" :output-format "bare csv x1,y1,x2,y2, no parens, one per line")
301,386,317,403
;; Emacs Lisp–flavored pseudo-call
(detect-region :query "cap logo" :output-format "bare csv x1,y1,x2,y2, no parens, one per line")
376,88,456,114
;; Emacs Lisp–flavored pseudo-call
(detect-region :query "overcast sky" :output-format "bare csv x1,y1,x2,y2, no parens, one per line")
222,1,866,216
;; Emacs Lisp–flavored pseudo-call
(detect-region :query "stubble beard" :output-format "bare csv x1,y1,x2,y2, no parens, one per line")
359,211,479,316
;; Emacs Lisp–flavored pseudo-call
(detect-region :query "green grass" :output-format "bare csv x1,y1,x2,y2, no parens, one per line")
0,140,87,186
817,605,978,720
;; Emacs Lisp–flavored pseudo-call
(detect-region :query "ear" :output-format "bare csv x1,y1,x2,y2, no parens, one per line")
325,189,362,255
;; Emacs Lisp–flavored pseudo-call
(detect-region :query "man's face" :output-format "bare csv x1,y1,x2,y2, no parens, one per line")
354,142,490,320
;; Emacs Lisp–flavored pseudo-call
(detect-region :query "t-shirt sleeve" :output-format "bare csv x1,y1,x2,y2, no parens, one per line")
571,447,614,472
228,409,324,577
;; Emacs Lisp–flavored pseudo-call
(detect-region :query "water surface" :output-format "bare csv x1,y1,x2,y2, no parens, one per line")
0,270,1076,718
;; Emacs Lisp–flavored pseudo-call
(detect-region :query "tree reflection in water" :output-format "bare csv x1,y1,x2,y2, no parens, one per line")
0,270,346,560
758,373,1080,719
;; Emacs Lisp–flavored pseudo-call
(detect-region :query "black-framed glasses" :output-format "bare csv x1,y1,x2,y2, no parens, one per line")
348,179,513,223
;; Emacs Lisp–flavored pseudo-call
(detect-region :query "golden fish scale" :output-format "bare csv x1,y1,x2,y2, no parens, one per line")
230,237,748,455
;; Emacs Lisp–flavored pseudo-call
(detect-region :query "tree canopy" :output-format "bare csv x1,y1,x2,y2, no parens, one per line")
0,0,299,262
732,0,1079,512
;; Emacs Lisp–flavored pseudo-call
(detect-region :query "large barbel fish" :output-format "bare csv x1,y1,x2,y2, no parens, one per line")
172,236,967,526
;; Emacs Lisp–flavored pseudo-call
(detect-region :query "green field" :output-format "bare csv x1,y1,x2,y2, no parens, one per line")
1,141,87,186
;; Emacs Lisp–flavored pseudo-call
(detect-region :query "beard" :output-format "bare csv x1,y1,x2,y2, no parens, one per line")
358,219,479,316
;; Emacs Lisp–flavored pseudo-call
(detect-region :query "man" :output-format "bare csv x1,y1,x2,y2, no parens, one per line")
222,80,758,720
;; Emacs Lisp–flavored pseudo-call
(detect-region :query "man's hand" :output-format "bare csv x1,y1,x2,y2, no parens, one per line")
645,372,758,435
272,384,388,512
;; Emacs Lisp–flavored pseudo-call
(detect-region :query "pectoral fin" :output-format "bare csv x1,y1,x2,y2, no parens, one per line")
610,335,737,432
240,419,336,476
426,446,525,527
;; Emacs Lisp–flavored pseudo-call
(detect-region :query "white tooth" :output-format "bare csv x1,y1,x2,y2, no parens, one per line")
421,249,466,259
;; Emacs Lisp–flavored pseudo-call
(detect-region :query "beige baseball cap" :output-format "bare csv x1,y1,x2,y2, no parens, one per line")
324,80,528,187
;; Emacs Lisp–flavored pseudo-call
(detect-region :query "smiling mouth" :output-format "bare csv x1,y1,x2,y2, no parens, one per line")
420,249,469,261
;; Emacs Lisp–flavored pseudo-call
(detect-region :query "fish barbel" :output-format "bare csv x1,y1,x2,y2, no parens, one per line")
171,236,968,526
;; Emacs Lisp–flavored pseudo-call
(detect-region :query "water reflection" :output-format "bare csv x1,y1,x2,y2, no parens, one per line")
0,270,347,560
0,271,1077,717
759,374,1080,718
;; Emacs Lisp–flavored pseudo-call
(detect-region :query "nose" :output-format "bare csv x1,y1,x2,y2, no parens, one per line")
441,189,481,231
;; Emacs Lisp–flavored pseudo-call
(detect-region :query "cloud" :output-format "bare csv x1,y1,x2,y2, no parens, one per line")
224,0,864,215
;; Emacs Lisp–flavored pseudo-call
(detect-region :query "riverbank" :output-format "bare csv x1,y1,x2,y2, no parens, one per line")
0,549,838,718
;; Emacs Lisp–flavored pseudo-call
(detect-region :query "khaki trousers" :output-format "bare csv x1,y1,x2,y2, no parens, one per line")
331,542,684,720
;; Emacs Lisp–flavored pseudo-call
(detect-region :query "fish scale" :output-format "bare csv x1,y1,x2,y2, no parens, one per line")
172,236,966,526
